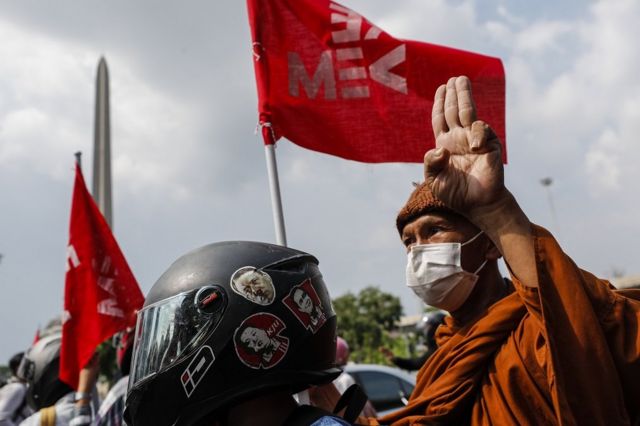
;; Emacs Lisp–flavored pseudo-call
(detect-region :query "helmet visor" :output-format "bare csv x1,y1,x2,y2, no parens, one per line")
16,356,35,382
129,286,225,391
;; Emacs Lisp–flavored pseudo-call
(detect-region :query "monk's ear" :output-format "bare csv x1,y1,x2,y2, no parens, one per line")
483,238,502,261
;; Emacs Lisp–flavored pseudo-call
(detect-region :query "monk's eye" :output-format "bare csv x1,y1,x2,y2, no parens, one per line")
420,226,443,239
402,237,414,248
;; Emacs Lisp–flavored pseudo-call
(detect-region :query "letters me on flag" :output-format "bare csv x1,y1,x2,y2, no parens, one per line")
246,0,506,163
60,164,144,388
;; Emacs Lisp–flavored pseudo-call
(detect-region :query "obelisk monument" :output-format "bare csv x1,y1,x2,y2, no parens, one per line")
92,57,113,227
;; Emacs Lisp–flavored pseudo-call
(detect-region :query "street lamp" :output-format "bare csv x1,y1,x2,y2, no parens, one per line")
540,177,560,237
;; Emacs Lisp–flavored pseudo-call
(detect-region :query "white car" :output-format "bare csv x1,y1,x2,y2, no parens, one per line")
344,364,416,416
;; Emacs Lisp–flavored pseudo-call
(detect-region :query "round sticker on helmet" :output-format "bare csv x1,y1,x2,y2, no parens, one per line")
230,267,276,305
234,313,289,369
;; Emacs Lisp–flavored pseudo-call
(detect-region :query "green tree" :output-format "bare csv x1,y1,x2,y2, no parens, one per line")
97,341,117,385
333,286,404,364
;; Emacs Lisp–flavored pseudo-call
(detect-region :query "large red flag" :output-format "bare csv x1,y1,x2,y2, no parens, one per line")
247,0,506,163
60,164,144,388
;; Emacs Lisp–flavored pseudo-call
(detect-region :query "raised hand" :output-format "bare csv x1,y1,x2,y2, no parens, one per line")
425,76,506,215
425,76,538,287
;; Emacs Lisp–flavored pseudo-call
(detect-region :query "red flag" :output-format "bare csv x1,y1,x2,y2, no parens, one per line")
247,0,506,163
60,164,144,388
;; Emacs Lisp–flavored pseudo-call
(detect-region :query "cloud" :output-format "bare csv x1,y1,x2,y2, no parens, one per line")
514,21,573,53
3,0,640,364
110,66,202,202
486,0,640,281
585,128,622,191
0,16,210,202
0,18,93,178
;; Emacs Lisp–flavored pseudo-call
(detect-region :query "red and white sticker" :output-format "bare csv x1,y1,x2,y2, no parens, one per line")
282,278,327,334
180,346,215,397
234,313,289,369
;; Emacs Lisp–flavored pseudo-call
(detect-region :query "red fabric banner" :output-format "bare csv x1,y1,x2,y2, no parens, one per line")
247,0,506,163
60,164,144,388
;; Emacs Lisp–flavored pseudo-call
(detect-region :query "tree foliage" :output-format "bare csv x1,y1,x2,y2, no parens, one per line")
333,286,405,364
97,341,118,384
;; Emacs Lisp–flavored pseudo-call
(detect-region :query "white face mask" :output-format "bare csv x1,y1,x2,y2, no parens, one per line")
405,231,487,312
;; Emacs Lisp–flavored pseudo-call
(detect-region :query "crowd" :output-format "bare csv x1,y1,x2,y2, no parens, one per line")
2,76,640,425
0,320,132,426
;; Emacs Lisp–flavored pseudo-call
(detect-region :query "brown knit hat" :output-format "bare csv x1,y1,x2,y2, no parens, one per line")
396,182,451,236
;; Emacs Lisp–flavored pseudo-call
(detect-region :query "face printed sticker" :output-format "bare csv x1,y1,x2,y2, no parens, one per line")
283,278,327,333
234,313,289,369
180,346,215,398
230,267,276,305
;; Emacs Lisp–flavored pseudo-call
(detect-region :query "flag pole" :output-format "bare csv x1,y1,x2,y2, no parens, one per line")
249,18,287,246
264,144,287,247
261,124,287,247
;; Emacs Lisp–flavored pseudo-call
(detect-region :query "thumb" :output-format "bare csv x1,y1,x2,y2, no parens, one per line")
424,147,449,187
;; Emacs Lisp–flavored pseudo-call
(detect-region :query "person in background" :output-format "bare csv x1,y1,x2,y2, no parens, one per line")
92,328,134,426
332,338,376,419
18,333,99,426
332,337,354,394
0,352,32,426
379,311,446,371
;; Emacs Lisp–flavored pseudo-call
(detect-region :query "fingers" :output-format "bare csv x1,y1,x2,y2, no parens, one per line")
444,77,460,129
424,147,450,185
431,84,447,136
470,121,501,153
433,76,477,133
455,76,476,127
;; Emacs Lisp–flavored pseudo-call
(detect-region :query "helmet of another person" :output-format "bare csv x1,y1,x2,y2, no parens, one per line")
18,333,73,410
335,337,350,366
416,310,447,346
124,241,340,426
9,352,24,377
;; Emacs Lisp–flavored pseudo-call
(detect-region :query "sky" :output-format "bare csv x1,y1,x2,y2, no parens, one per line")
1,0,640,362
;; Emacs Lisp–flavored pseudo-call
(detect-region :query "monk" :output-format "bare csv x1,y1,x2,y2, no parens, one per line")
335,76,640,425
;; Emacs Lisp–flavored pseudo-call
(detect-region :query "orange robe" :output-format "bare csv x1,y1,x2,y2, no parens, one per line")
365,225,640,425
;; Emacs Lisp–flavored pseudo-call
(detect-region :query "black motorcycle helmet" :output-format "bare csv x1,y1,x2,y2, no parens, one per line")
17,333,73,410
416,310,447,348
9,352,25,377
124,241,340,426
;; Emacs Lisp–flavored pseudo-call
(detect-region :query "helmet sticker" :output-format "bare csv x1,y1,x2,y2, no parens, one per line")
234,313,289,369
230,267,276,306
180,346,215,398
282,278,327,334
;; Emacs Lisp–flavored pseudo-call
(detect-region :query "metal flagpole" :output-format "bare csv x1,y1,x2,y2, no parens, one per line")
264,142,287,247
252,36,286,246
74,151,82,170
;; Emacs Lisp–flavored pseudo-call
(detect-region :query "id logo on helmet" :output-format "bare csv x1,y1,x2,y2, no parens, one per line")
234,313,289,369
282,279,327,333
180,346,215,398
